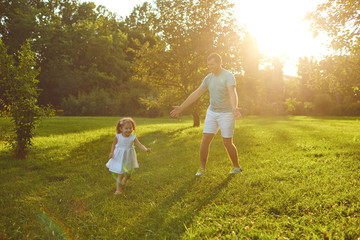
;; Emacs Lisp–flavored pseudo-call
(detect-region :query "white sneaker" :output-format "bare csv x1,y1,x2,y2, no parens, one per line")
195,168,206,176
229,167,242,174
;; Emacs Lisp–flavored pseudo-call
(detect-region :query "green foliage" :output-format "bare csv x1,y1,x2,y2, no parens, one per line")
0,39,53,159
314,93,334,115
28,0,133,108
285,97,300,114
61,82,158,117
296,55,360,115
1,116,360,238
61,88,112,116
2,0,360,118
307,0,360,51
0,0,38,54
304,0,360,116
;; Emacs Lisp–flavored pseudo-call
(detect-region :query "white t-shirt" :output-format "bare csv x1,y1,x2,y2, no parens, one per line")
200,69,236,113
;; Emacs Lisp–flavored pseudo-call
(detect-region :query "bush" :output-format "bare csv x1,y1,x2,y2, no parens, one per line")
341,102,360,116
0,40,54,158
285,98,301,115
253,101,286,115
313,93,333,115
61,87,163,117
62,88,112,116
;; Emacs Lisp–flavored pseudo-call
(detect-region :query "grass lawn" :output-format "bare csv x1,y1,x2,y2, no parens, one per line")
1,116,360,239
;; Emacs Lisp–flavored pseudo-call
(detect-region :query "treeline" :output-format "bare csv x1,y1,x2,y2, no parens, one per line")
1,0,360,123
1,0,157,117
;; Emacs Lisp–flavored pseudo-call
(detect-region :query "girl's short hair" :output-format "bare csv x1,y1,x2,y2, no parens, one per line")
207,53,222,64
116,117,136,134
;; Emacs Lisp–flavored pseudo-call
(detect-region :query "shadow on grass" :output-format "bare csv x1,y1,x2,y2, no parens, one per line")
141,126,194,141
166,126,194,137
33,116,194,138
121,175,235,239
0,122,230,239
243,116,291,125
309,116,360,121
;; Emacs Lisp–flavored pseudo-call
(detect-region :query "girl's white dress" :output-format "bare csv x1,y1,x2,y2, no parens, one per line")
106,133,139,174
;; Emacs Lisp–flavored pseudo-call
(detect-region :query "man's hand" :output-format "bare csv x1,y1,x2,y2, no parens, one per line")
232,108,242,120
170,106,183,118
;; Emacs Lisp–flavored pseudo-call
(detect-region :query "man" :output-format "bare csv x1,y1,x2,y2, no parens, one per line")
170,53,242,176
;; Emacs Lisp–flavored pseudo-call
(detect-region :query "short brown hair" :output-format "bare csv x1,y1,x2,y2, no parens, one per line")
116,117,136,134
207,53,222,64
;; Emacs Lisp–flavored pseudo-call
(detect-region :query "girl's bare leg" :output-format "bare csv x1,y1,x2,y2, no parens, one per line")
122,173,131,185
115,173,131,195
115,174,124,194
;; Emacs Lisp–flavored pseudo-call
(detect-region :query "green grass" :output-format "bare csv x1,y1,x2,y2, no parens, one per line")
1,116,360,239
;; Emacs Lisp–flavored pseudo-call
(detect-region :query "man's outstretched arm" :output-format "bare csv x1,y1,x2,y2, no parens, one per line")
170,86,207,118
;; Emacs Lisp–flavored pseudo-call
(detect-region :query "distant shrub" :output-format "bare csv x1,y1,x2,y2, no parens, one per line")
313,93,333,115
285,98,301,115
61,87,163,117
62,88,112,116
303,102,314,115
340,102,360,116
253,101,286,115
346,102,360,115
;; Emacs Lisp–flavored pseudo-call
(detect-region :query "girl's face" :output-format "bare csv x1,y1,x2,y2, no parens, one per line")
121,122,134,137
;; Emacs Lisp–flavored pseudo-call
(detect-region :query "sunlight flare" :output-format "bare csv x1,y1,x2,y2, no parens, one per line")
233,0,329,75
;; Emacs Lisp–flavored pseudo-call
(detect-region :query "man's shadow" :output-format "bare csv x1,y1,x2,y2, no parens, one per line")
121,174,235,239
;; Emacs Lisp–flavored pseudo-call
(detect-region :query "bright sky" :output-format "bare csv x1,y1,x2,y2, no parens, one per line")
83,0,331,76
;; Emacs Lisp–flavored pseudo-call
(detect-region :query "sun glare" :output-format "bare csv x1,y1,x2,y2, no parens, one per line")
232,0,329,75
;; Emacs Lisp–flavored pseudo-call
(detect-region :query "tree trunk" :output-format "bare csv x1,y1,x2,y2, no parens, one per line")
192,110,200,127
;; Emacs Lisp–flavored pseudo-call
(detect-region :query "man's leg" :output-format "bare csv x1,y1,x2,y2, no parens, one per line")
200,133,215,169
222,137,240,168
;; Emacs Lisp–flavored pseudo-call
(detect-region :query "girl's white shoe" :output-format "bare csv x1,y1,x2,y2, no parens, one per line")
195,168,206,176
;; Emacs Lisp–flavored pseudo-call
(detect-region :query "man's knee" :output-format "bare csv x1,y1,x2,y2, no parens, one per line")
202,133,215,144
222,137,233,146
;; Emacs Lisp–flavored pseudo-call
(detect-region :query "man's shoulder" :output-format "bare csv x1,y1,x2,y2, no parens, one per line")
222,69,234,77
203,72,213,81
205,72,213,78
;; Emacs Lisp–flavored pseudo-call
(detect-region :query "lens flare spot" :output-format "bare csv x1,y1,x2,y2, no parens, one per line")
37,207,72,240
122,165,135,174
111,172,124,184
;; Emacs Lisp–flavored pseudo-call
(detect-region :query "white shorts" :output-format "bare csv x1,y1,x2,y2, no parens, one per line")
203,109,235,138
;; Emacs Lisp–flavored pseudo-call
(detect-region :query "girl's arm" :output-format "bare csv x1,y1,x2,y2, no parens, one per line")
134,138,151,152
109,136,118,158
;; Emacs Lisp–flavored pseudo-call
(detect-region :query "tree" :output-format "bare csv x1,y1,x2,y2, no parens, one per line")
306,0,360,115
0,0,39,55
1,0,154,116
297,57,318,102
33,0,132,108
0,39,53,159
123,2,157,62
238,33,260,113
133,0,243,126
307,0,360,51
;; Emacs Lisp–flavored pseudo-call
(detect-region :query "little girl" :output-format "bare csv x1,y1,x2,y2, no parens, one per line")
106,117,151,195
